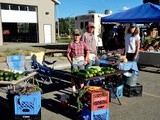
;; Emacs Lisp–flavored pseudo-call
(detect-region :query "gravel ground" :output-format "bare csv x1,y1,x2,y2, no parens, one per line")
0,42,68,51
0,42,69,69
0,42,68,58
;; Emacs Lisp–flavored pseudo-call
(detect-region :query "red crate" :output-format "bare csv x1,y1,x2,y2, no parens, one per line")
83,88,109,111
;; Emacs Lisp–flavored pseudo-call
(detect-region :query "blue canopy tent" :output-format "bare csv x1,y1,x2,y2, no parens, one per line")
101,2,160,23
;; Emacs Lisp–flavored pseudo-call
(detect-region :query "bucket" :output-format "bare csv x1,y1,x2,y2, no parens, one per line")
123,72,138,86
60,94,69,109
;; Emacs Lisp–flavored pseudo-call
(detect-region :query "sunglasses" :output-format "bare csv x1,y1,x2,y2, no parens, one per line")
89,26,95,28
74,34,80,36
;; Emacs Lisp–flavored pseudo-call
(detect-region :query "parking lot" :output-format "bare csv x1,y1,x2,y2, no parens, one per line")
0,43,160,120
0,66,160,120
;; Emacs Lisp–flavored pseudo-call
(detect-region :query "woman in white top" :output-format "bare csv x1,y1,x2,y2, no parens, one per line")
125,24,140,62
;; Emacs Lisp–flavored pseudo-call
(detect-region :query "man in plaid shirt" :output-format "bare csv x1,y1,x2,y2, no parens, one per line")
67,29,89,96
81,22,100,69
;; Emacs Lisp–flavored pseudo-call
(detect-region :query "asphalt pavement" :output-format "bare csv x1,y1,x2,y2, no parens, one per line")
0,43,160,120
0,62,160,120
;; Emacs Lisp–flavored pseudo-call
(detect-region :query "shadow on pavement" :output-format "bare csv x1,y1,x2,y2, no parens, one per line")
0,69,75,120
39,69,81,119
38,70,72,94
42,96,81,120
0,96,12,120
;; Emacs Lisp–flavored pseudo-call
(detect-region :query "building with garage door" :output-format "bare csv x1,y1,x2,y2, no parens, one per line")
0,0,60,45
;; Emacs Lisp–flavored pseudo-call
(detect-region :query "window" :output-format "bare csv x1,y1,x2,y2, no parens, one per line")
18,23,29,33
1,4,37,12
80,22,84,29
11,4,18,10
85,22,88,28
20,5,28,11
1,3,10,10
28,6,36,11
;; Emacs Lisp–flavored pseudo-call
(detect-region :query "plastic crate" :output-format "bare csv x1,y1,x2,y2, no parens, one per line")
83,88,109,111
82,108,109,120
14,91,41,115
89,77,104,86
14,109,41,120
110,85,124,99
123,83,142,97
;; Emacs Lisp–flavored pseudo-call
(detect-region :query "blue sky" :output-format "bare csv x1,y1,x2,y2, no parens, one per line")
56,0,143,18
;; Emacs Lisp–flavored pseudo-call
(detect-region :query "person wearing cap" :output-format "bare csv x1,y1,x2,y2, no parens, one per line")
125,24,140,62
81,22,100,69
66,29,89,96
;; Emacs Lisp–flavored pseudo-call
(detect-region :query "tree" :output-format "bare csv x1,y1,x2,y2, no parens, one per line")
57,17,75,36
59,18,68,35
65,17,75,35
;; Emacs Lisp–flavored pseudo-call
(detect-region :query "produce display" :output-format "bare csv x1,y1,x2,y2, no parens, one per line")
19,85,42,95
0,70,28,81
77,86,107,112
71,66,116,78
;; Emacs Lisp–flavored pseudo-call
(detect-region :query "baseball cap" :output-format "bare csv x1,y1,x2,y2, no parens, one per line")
74,29,80,35
130,23,137,28
86,22,95,29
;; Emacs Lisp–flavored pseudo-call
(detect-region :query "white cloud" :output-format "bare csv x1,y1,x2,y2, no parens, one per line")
121,6,130,11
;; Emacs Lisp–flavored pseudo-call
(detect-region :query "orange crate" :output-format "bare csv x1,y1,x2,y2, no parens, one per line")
83,88,109,111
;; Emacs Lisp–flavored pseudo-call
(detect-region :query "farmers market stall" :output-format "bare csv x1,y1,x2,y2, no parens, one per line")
65,69,125,82
101,2,160,68
65,66,126,105
7,85,42,120
101,2,160,23
0,71,37,92
78,86,110,120
67,64,141,120
0,70,42,120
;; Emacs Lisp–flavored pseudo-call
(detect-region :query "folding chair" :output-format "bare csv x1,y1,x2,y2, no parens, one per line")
30,51,56,84
6,54,37,89
6,54,26,72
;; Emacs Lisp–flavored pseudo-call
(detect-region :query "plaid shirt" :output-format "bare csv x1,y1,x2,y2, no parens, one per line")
67,41,89,58
81,32,97,54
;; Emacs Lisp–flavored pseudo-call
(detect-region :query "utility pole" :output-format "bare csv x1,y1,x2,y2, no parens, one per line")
56,6,60,39
57,18,60,39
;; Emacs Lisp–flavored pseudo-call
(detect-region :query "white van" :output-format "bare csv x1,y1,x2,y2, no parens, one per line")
75,12,111,47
